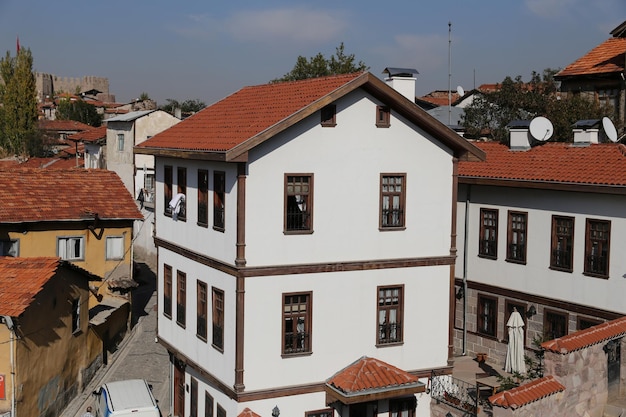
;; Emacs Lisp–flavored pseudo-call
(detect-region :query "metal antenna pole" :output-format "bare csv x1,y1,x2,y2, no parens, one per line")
448,21,452,126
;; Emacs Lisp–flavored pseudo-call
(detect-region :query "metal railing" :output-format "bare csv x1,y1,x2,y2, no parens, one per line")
431,371,479,416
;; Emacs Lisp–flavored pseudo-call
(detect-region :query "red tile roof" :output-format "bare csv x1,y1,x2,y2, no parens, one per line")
237,408,262,417
557,37,626,78
19,156,83,169
138,73,364,153
327,356,419,395
0,257,60,316
38,119,92,132
459,141,626,187
67,125,107,143
0,168,142,223
417,91,461,107
489,376,565,409
542,316,626,353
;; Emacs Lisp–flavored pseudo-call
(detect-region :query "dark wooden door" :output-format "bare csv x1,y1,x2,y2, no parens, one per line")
174,360,185,417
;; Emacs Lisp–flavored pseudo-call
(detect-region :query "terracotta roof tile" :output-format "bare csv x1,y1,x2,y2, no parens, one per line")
417,91,461,107
459,141,626,186
557,37,626,77
0,257,60,316
542,316,626,353
0,168,142,223
38,119,92,131
19,156,83,169
238,408,262,417
489,376,565,409
137,73,364,153
327,356,418,395
67,125,107,143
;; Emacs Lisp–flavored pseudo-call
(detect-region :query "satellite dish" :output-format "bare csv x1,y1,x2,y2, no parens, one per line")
456,85,465,96
602,117,618,142
529,116,554,141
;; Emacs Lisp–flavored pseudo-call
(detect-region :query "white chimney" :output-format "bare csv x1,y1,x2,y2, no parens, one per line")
572,119,600,145
507,120,532,151
383,67,418,102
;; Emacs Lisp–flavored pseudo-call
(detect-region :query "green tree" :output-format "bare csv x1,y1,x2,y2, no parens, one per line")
56,98,103,127
272,42,368,82
0,47,39,156
159,98,206,118
462,69,612,142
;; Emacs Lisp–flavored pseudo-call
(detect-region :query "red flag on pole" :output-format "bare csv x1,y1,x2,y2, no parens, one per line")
16,36,20,53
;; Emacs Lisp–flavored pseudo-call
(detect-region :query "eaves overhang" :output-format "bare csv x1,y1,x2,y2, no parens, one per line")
324,381,425,405
134,146,230,162
459,176,626,195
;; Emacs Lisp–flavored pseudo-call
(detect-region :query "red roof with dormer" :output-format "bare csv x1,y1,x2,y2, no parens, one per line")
459,141,626,187
0,257,60,316
556,37,626,78
489,376,565,409
0,168,142,223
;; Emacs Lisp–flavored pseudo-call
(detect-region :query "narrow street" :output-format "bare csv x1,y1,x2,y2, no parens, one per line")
61,262,171,417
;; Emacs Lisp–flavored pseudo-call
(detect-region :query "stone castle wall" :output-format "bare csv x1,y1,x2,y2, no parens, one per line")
36,72,109,101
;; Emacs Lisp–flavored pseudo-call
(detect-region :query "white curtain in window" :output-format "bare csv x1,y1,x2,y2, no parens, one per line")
58,238,68,259
106,236,124,260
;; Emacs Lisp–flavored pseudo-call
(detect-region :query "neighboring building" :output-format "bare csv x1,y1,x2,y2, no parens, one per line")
67,125,108,169
135,71,484,417
0,257,93,417
106,110,180,264
454,125,626,372
556,20,626,131
0,168,143,376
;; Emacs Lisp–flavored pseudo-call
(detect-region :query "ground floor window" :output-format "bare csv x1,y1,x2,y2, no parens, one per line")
390,397,417,417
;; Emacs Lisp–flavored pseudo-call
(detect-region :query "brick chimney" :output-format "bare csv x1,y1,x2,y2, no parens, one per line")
383,67,418,102
572,119,600,145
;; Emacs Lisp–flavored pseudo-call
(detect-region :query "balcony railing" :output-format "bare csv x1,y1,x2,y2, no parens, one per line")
431,371,479,416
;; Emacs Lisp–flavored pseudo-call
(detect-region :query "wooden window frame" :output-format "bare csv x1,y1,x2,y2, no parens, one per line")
477,294,498,338
577,316,602,331
550,215,574,272
198,169,209,227
380,173,406,230
320,104,336,127
163,265,172,319
164,165,173,216
213,171,225,232
197,281,208,341
284,174,313,234
389,397,417,417
479,208,498,259
584,218,610,278
506,211,527,264
177,167,187,221
543,309,568,340
176,270,186,328
376,105,391,128
504,300,527,346
216,404,226,417
190,377,198,417
377,285,404,346
212,287,224,351
204,392,214,417
282,291,312,356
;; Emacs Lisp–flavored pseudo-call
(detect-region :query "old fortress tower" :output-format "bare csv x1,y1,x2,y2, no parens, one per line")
36,72,115,102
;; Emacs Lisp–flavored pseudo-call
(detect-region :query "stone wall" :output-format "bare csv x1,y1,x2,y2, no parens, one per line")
36,72,109,101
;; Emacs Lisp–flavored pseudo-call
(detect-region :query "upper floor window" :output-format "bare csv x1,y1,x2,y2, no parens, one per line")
143,173,155,208
285,174,313,233
57,236,84,261
578,316,602,331
282,292,312,355
212,287,224,351
597,89,620,119
544,309,568,340
198,170,209,227
105,236,125,260
550,216,574,272
163,264,172,319
477,294,497,337
376,105,390,128
164,165,173,215
377,285,403,345
176,167,187,221
197,281,208,341
479,208,498,259
585,219,610,278
176,270,186,328
0,239,19,257
213,171,225,231
117,133,125,151
320,104,336,127
204,392,214,417
506,211,527,263
71,297,81,334
380,174,406,229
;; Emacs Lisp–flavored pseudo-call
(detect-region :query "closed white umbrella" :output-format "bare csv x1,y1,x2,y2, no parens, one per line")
504,309,526,374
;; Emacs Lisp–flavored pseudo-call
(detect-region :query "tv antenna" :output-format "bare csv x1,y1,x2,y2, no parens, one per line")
529,116,554,141
448,21,452,126
602,117,618,142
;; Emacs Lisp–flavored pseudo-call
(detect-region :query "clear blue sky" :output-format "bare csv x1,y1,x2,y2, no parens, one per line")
0,1,624,106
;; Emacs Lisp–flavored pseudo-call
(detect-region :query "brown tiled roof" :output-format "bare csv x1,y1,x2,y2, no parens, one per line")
0,257,60,316
417,91,461,107
459,141,626,187
0,168,142,223
38,119,92,132
489,376,565,409
542,316,626,353
67,125,107,143
237,408,262,417
556,37,626,78
19,156,83,169
327,356,419,395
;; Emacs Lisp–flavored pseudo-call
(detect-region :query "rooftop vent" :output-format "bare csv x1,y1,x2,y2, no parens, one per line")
572,119,600,145
383,67,418,102
507,120,532,150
